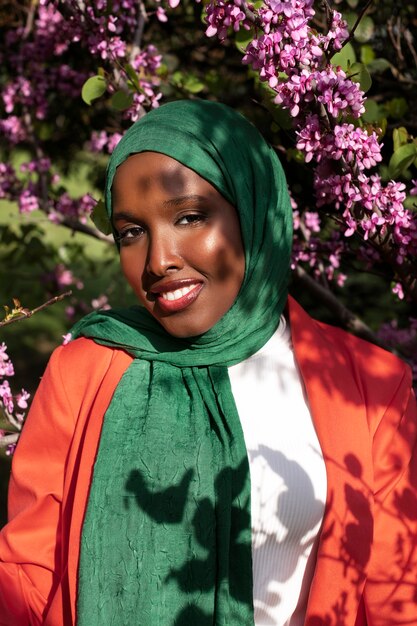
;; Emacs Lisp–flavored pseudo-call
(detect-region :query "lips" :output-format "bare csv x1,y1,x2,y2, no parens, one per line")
150,280,204,313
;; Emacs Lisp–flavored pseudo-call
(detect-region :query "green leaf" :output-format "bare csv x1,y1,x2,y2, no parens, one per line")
360,44,375,65
110,90,133,111
172,71,205,94
353,16,374,43
183,75,205,94
272,106,292,130
81,75,107,105
331,42,357,71
386,98,408,120
362,99,381,123
367,58,391,74
349,62,372,92
347,0,359,7
388,143,417,178
91,199,112,236
393,127,409,152
235,26,255,52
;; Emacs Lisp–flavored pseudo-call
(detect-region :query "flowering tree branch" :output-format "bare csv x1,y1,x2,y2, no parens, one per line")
0,292,72,328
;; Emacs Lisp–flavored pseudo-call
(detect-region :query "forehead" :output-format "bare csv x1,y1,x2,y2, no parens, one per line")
112,151,213,200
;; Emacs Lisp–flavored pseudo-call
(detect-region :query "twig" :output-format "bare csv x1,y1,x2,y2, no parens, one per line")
0,292,72,328
241,1,259,26
387,16,405,68
344,0,374,47
59,217,114,243
292,266,393,350
0,433,20,448
22,0,37,39
404,28,417,71
319,0,334,30
129,0,148,63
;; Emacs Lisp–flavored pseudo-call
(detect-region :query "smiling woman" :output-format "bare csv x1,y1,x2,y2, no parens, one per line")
112,151,245,337
0,100,416,626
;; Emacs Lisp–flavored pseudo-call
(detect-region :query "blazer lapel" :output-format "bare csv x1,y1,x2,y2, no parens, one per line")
288,297,372,626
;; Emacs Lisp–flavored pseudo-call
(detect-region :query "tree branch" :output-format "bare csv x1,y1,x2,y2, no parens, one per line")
292,265,393,350
59,217,114,243
0,291,73,328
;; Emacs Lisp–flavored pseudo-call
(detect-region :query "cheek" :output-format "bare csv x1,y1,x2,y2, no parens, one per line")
202,231,245,288
120,250,146,296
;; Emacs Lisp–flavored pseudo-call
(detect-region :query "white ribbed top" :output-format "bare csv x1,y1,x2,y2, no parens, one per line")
228,317,327,626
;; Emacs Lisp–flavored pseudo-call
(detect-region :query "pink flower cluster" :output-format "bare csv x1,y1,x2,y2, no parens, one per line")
0,0,167,225
205,0,417,297
42,264,84,294
0,343,30,455
88,131,123,154
49,193,97,225
292,206,348,287
204,0,251,40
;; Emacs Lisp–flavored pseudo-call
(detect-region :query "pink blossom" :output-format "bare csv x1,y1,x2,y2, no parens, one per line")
0,343,14,377
16,390,30,410
392,282,405,300
321,11,349,52
0,380,14,414
0,116,28,143
205,0,250,40
91,295,111,310
18,190,40,213
62,333,72,345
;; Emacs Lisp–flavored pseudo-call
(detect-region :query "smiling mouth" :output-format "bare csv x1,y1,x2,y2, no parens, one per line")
154,283,203,313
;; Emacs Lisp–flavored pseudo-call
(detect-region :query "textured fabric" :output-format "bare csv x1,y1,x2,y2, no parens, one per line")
72,100,293,626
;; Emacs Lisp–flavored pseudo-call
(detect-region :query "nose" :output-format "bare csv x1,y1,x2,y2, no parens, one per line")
145,230,184,277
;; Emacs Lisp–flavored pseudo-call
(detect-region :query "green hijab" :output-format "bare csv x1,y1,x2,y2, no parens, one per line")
74,100,292,625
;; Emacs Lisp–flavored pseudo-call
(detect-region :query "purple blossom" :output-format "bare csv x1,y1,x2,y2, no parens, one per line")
0,116,28,144
205,0,251,40
0,163,19,199
50,193,96,224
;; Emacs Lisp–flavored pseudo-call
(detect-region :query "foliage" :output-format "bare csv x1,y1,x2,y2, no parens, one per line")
1,0,417,456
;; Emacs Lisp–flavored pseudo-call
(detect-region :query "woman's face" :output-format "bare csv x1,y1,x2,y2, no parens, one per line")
112,152,245,338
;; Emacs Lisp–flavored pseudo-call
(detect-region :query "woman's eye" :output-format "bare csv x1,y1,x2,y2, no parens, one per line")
177,213,206,226
116,226,144,244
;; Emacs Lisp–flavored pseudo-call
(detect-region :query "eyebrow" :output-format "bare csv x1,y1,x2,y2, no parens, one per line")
112,195,207,222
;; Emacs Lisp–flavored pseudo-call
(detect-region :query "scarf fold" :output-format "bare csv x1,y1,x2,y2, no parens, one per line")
73,99,293,625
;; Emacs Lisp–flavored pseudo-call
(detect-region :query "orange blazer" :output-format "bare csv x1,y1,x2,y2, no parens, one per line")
1,297,416,626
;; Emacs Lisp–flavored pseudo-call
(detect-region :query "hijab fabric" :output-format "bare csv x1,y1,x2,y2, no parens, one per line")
74,100,293,625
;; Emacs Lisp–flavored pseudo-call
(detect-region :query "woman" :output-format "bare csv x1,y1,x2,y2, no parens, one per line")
0,100,416,626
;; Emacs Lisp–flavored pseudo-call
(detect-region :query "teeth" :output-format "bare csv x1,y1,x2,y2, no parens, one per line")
161,285,197,301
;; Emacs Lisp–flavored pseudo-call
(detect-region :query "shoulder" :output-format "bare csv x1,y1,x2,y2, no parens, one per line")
288,295,409,374
44,337,133,402
288,296,413,413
